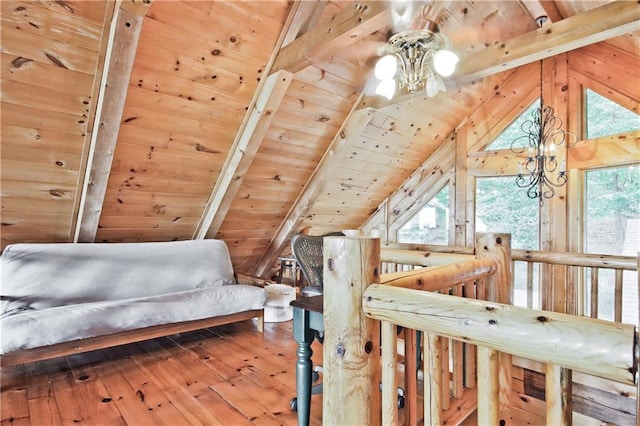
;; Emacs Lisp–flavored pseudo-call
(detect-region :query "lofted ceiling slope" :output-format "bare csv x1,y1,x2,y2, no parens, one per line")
1,1,638,277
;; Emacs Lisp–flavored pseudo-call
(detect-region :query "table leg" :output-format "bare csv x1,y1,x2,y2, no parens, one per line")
292,306,315,426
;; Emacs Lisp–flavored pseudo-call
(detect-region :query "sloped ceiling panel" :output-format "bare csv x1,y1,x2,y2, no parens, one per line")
95,1,291,242
1,1,110,247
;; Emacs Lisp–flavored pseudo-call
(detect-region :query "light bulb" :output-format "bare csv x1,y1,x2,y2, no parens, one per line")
433,49,459,77
375,55,397,80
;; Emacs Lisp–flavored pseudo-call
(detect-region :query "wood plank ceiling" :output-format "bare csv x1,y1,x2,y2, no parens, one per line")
1,1,638,275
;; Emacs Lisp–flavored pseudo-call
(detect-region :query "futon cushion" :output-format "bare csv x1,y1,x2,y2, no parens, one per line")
0,240,236,317
1,284,266,354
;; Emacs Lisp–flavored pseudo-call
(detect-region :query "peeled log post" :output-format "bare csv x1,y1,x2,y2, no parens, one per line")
476,233,513,425
323,236,381,426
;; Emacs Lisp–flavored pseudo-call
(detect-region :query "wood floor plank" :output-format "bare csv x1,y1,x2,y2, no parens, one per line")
133,339,231,425
1,321,325,425
109,344,193,425
0,364,29,425
24,358,68,425
93,359,165,425
63,353,126,425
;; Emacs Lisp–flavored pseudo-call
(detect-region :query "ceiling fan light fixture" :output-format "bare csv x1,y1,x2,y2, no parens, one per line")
375,19,458,99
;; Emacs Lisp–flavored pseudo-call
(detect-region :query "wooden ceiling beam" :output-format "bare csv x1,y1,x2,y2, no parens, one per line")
281,0,329,47
192,2,305,239
455,0,639,86
271,1,392,74
73,0,151,242
193,71,293,239
360,0,639,109
253,104,374,278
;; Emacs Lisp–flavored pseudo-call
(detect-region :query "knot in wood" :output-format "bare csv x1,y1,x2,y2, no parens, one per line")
327,258,335,271
335,342,345,358
537,316,548,322
488,319,497,326
364,341,373,354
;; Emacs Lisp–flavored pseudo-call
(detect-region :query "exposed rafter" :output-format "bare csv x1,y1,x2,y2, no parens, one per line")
74,0,152,242
192,2,303,239
271,1,391,73
193,70,293,239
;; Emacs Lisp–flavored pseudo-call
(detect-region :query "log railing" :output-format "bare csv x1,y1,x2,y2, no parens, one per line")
382,241,639,325
363,285,637,425
511,250,638,323
321,234,639,426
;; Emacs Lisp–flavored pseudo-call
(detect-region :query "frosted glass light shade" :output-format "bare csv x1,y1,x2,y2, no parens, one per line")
375,55,397,80
426,74,446,97
433,50,458,77
375,79,396,100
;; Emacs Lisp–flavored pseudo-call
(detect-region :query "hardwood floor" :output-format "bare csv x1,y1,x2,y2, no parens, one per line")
1,319,324,425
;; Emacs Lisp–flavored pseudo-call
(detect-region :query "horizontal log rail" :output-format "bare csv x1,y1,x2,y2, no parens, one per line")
379,258,496,292
380,248,474,267
512,250,637,270
381,244,637,272
381,245,639,323
363,285,637,385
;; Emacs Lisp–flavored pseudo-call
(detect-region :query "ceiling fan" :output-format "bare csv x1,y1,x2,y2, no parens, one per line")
372,0,459,99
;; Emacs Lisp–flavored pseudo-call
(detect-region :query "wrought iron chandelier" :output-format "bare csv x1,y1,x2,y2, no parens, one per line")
511,17,576,206
374,19,458,100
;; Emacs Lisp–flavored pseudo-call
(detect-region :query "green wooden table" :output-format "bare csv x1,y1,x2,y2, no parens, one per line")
291,295,323,426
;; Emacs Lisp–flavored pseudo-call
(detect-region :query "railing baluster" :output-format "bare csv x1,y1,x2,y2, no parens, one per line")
424,333,443,426
590,266,599,318
463,281,477,389
404,329,418,426
614,269,623,323
545,364,572,426
441,334,450,410
381,320,398,425
452,284,465,399
527,261,534,309
477,346,499,425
